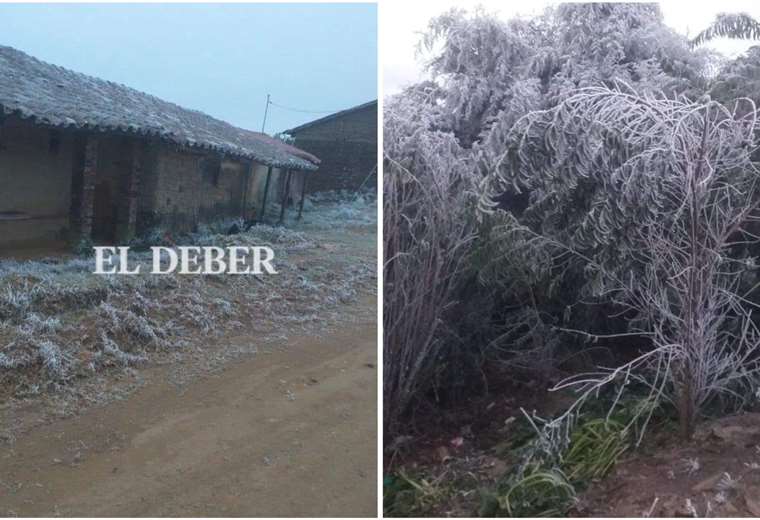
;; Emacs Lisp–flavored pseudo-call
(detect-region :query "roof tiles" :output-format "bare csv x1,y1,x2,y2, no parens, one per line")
0,45,319,170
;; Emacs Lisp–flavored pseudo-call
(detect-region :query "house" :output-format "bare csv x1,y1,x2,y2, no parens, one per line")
0,45,320,252
285,100,376,194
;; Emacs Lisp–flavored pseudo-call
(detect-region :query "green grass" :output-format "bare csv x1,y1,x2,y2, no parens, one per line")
386,396,657,517
480,464,576,517
383,470,451,517
482,404,640,517
562,417,630,482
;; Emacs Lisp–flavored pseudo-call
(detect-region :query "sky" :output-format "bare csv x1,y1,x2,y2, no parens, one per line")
0,3,377,134
382,0,760,96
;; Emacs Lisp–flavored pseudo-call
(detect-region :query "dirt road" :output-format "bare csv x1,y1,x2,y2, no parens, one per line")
0,300,377,517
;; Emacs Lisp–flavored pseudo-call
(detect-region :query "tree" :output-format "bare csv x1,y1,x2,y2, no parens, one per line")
691,13,760,48
711,45,760,104
480,84,760,439
418,4,712,149
383,3,749,434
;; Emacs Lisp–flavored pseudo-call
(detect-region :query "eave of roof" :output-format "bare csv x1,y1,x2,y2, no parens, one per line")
285,99,377,135
0,45,319,171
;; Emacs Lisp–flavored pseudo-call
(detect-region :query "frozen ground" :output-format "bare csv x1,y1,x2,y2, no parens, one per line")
0,296,377,517
0,192,377,443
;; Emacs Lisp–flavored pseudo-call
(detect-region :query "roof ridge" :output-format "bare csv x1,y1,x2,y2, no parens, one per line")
285,99,377,134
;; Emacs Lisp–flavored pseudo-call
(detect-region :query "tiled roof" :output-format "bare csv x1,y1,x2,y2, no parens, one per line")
0,45,319,170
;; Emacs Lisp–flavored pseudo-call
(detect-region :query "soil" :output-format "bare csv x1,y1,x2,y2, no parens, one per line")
577,412,760,517
0,296,377,517
385,378,760,518
0,198,378,516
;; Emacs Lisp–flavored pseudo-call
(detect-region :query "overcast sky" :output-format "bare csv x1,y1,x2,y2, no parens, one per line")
0,3,377,134
382,0,760,96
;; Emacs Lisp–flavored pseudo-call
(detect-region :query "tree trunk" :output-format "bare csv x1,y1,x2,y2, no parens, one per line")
676,367,696,440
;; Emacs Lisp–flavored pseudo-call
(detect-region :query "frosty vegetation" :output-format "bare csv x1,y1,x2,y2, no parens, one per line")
385,3,760,515
0,192,376,417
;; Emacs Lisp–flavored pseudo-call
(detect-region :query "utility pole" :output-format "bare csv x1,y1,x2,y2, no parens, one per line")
261,94,271,133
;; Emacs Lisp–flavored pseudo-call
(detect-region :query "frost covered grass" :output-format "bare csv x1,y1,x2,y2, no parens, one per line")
0,195,376,403
282,189,377,231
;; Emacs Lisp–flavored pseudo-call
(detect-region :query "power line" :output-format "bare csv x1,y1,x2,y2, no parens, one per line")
261,96,343,133
268,100,342,115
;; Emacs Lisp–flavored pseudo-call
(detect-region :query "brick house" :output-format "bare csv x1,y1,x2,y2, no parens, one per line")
285,100,376,194
0,45,319,252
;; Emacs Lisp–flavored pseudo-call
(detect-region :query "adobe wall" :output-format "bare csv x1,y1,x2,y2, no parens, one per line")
0,117,296,250
247,164,305,222
291,104,377,194
92,135,134,242
0,117,74,250
137,146,253,234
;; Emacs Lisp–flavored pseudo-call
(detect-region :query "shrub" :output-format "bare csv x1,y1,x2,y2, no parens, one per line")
481,85,760,439
383,91,478,432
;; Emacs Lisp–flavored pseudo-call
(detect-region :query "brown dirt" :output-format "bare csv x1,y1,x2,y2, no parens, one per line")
576,412,760,517
0,298,377,517
386,375,760,518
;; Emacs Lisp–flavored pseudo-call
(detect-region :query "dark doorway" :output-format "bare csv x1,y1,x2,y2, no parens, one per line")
92,179,116,242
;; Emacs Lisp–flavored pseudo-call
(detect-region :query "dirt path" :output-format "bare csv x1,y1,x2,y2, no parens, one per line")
0,298,377,517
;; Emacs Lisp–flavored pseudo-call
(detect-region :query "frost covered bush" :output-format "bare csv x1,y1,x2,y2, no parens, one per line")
481,86,760,439
96,332,147,368
0,283,35,320
0,260,113,322
19,313,61,335
36,340,73,382
292,191,377,230
383,89,478,432
98,301,166,348
0,315,77,389
0,195,375,400
384,3,760,438
0,351,27,370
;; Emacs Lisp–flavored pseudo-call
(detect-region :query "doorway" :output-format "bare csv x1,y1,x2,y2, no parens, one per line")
92,179,116,242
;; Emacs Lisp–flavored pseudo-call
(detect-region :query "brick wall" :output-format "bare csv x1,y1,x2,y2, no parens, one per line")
91,135,133,242
0,116,300,251
290,102,377,194
137,146,252,234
